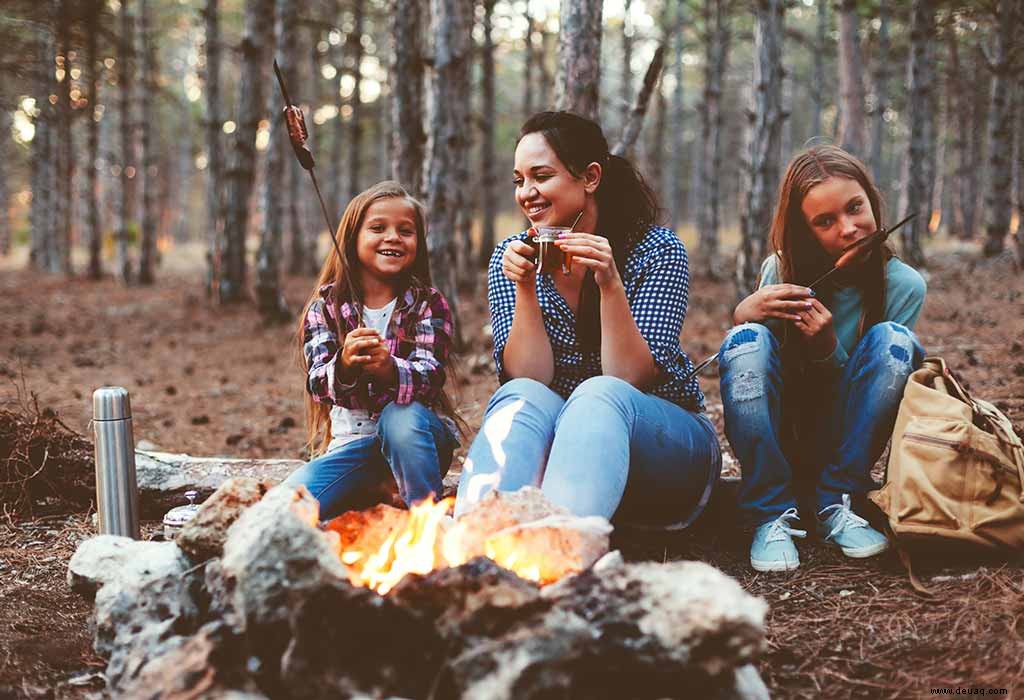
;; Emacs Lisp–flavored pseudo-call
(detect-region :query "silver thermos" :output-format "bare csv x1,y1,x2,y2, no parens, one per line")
92,387,140,538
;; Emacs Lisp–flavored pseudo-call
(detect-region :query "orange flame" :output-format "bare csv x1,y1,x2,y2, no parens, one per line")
341,497,454,595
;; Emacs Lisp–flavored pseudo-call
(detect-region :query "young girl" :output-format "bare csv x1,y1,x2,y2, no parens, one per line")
283,181,459,520
719,145,926,572
454,111,720,527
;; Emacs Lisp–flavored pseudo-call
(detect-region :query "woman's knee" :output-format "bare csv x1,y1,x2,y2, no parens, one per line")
718,323,777,368
488,377,564,418
569,375,636,401
859,322,924,373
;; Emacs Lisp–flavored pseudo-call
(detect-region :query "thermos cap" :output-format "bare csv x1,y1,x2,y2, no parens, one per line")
93,386,132,421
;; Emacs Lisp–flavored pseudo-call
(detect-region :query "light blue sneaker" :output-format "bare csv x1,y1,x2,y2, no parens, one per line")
817,494,889,558
750,507,807,572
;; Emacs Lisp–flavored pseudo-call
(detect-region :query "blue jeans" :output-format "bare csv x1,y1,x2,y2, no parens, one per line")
718,321,924,526
454,376,721,526
283,402,456,520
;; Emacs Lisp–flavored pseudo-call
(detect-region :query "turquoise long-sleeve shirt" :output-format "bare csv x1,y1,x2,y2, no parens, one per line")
757,255,927,370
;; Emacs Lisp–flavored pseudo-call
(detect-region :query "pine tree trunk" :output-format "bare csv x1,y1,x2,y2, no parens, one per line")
346,0,365,201
963,49,989,240
138,0,158,284
330,0,346,216
284,12,307,277
392,0,426,198
479,0,498,268
902,0,935,267
555,0,602,121
647,0,671,202
737,0,785,296
668,0,687,229
523,4,534,118
118,0,136,283
946,29,966,238
1016,79,1024,265
55,1,73,275
620,0,632,130
810,0,827,138
220,0,275,303
255,0,294,322
0,109,10,256
426,0,472,332
86,2,103,279
539,29,555,110
835,0,866,159
697,0,730,279
868,0,890,183
982,0,1017,257
203,0,224,296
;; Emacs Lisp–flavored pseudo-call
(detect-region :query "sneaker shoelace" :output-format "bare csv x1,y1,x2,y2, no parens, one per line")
818,494,869,542
765,507,807,543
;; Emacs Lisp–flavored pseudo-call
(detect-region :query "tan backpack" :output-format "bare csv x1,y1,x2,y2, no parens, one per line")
869,357,1024,555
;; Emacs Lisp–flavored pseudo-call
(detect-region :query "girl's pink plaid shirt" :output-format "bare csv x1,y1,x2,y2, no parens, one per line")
302,283,454,414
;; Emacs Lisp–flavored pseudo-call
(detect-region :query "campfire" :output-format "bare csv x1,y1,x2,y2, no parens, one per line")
325,488,613,594
68,479,769,699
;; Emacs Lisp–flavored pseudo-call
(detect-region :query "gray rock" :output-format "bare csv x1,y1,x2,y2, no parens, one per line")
66,536,203,690
135,450,302,517
175,477,272,562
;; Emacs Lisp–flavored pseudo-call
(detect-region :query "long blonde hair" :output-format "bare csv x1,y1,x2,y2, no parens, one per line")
297,181,435,456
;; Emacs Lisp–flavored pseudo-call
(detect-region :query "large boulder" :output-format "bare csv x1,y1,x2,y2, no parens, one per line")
175,477,272,562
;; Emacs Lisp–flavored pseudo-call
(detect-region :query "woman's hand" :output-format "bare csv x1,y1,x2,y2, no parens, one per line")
501,232,539,285
793,298,837,359
733,284,815,324
555,232,621,290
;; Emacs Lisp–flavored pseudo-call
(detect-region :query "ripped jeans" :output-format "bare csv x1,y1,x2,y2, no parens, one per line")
718,321,924,526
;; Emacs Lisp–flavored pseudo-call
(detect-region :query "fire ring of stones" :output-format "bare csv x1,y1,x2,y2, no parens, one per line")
68,478,770,699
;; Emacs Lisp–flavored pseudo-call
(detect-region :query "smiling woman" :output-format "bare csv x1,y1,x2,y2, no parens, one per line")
455,111,721,530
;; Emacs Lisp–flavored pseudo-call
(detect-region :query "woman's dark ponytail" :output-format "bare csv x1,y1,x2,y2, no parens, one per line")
518,112,661,350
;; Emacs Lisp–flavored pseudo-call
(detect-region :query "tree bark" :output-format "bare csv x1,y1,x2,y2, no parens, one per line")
118,0,136,283
620,0,633,130
963,49,989,240
810,0,827,139
55,0,73,276
203,0,224,296
330,0,346,221
426,0,472,333
479,0,498,268
391,0,426,199
868,0,890,183
945,27,965,238
737,0,785,297
347,0,365,201
697,0,730,279
647,0,672,202
86,1,104,279
1016,79,1024,265
668,0,687,229
523,3,535,118
982,0,1019,257
539,28,555,110
613,46,665,158
0,109,10,257
138,0,158,284
902,0,935,268
255,0,298,323
835,0,866,159
555,0,602,121
220,0,275,303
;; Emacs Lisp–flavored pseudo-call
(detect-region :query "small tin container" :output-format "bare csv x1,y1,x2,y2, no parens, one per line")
163,490,201,540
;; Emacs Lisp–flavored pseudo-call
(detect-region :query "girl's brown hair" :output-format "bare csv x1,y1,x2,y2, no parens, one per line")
296,180,460,456
768,144,892,339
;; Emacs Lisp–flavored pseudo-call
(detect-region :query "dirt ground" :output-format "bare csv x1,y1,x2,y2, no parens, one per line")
1,237,1023,699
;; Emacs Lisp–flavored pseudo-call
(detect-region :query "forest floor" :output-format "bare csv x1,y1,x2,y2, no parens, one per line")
1,235,1023,699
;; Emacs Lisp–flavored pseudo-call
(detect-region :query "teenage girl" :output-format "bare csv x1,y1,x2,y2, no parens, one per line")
719,145,926,571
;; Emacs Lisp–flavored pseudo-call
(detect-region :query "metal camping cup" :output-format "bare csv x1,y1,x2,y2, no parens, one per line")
92,387,140,538
532,226,572,274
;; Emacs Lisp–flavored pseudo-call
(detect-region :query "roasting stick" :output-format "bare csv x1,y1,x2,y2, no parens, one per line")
682,212,918,383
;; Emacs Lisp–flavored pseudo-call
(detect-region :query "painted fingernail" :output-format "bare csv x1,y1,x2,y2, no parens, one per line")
807,289,815,296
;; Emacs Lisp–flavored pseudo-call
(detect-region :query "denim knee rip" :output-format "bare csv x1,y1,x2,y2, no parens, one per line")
732,370,765,401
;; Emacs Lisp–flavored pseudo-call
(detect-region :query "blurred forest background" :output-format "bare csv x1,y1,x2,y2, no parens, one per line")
0,0,1022,320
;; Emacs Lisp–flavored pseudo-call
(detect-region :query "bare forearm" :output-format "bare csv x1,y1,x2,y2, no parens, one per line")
599,281,660,388
502,285,555,383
